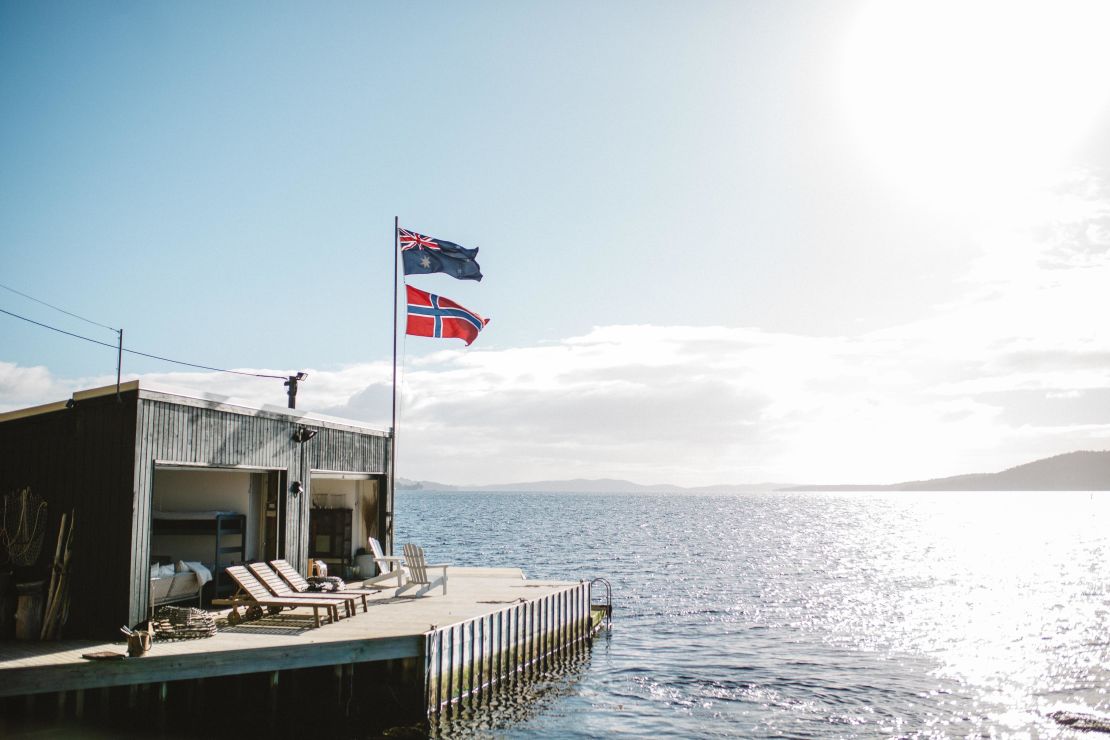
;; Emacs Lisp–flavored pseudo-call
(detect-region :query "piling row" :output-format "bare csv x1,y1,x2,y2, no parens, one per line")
423,580,592,714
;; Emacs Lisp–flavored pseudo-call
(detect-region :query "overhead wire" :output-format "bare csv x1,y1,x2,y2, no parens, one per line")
0,281,118,332
1,305,291,381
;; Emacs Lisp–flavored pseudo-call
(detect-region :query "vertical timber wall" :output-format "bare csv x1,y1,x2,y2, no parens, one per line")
130,392,390,627
424,581,592,715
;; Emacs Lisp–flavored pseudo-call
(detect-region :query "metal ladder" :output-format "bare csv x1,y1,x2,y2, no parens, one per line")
589,577,612,630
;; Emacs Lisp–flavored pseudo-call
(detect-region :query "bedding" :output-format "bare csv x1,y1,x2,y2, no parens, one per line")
178,560,212,588
150,558,212,607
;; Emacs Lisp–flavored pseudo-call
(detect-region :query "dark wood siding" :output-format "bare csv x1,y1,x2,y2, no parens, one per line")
0,393,138,640
130,395,390,625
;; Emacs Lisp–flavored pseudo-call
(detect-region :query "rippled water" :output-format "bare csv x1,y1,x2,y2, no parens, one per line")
396,490,1110,738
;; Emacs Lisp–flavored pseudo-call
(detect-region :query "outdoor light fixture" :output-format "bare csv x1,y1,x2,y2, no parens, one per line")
284,371,309,409
289,481,304,497
65,398,76,409
293,426,318,443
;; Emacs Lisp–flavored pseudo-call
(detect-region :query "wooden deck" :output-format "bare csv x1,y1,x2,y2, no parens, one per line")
0,568,579,698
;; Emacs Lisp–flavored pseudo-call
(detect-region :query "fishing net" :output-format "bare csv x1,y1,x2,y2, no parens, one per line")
2,488,47,567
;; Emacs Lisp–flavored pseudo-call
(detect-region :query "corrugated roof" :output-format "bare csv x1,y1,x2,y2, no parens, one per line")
0,380,389,436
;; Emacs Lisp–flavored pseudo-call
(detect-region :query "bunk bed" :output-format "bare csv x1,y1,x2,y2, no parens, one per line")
151,511,246,600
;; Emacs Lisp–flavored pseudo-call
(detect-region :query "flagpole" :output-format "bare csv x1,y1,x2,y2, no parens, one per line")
390,216,399,547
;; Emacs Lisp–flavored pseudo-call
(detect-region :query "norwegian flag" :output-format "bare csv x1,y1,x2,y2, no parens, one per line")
398,227,482,281
405,285,489,346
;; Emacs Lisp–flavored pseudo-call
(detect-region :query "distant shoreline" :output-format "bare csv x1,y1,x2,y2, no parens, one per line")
781,450,1110,492
399,450,1110,494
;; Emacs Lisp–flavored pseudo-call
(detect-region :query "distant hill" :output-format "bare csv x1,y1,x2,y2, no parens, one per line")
780,450,1110,491
399,451,1110,493
395,478,459,491
396,477,787,494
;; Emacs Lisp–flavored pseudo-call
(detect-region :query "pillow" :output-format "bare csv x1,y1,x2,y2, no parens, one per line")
181,561,213,588
159,564,176,577
175,561,189,573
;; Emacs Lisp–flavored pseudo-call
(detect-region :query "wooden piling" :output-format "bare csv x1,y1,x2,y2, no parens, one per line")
420,581,594,716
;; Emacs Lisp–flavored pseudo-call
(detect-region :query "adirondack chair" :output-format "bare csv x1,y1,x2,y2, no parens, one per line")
362,537,405,589
215,565,340,627
247,561,366,616
395,544,448,597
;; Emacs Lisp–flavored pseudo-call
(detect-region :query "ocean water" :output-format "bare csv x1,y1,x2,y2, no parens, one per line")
395,490,1110,738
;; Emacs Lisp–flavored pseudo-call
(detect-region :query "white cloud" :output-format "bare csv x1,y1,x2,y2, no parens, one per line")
4,299,1108,486
0,361,73,410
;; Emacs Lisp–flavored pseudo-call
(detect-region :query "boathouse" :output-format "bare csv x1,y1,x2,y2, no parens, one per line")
0,381,392,639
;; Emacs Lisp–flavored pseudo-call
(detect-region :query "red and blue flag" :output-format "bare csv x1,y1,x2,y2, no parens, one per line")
399,227,482,281
405,285,489,346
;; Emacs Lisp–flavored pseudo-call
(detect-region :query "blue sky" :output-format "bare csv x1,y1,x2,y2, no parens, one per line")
3,1,1110,485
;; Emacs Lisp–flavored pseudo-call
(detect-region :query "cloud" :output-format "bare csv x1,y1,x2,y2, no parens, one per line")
0,361,72,410
4,299,1108,486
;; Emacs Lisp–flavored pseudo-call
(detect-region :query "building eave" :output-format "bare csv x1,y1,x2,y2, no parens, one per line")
0,380,390,437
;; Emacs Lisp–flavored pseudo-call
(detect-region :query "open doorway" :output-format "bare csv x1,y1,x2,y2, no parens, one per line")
149,466,285,606
308,473,382,579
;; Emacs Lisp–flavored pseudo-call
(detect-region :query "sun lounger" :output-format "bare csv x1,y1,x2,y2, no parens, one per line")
247,561,367,616
215,565,340,628
270,558,383,601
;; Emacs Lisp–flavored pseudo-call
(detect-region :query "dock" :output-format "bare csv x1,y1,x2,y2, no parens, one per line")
0,570,598,737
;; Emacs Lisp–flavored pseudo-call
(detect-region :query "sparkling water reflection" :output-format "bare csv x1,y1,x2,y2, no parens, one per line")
397,490,1110,737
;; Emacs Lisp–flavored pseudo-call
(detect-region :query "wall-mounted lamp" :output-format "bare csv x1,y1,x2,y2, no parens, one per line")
293,426,318,443
289,481,304,497
65,398,76,409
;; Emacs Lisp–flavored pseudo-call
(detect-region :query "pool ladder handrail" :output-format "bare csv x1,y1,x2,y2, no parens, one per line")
589,577,612,630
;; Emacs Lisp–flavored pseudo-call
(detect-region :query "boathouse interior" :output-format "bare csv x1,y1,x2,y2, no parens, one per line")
151,468,266,565
308,474,382,578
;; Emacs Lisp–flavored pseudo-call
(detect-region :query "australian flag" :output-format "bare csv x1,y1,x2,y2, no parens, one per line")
399,227,482,281
405,285,489,346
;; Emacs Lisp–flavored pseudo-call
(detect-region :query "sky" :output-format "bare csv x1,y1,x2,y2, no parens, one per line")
2,0,1110,486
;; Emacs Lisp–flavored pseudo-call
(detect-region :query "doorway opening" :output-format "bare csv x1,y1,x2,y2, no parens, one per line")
307,473,383,580
149,466,286,606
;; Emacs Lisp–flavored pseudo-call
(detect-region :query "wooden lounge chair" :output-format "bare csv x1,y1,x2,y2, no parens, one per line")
395,544,448,597
362,537,405,589
247,561,367,616
270,559,382,601
214,565,340,628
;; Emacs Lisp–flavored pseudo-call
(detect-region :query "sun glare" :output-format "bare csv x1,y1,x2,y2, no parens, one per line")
841,1,1110,209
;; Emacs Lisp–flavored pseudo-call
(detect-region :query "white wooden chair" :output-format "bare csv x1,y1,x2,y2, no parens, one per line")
361,537,406,589
395,544,448,597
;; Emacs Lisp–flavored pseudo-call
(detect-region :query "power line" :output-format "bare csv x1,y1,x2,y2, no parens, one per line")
0,282,118,333
1,306,290,380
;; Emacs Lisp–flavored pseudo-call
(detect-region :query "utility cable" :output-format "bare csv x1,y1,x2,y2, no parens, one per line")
1,306,290,380
0,282,118,333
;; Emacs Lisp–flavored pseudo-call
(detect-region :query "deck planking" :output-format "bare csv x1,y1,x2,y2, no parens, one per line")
0,568,578,698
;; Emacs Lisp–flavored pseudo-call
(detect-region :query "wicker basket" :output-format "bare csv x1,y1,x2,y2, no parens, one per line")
151,605,217,640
